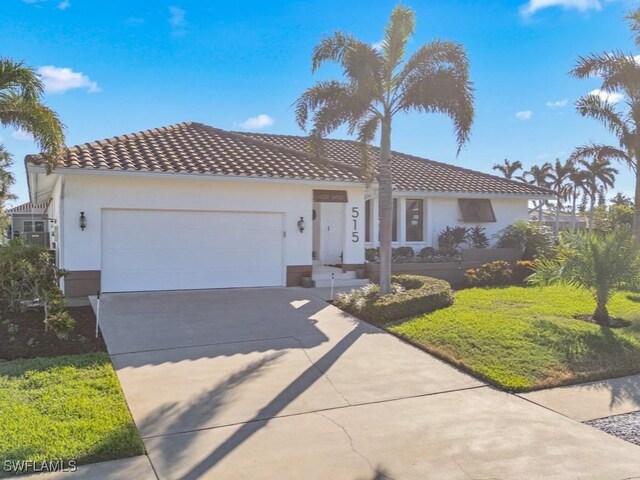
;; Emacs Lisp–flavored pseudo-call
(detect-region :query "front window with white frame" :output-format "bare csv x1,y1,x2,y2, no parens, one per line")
405,198,424,242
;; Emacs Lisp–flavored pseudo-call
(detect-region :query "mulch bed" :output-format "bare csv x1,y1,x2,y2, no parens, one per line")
0,306,106,360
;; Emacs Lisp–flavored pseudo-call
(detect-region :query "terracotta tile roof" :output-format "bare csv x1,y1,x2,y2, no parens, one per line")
25,122,361,183
240,132,552,197
26,121,551,196
6,202,48,214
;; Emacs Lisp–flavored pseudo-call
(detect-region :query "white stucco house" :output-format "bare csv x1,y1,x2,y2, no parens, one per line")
25,122,552,297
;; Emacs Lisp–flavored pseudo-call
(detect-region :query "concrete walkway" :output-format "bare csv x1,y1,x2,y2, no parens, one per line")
520,373,640,421
94,287,640,479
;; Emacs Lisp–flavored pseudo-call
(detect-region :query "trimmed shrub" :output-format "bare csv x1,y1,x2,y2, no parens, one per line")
365,247,380,262
495,220,554,260
464,261,513,287
512,260,535,284
392,246,415,262
334,274,454,325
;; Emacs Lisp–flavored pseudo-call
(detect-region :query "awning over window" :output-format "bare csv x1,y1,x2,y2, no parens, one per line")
313,189,348,203
458,199,496,222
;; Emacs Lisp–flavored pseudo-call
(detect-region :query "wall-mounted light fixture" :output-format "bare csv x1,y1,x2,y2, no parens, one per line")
297,216,306,233
79,212,87,231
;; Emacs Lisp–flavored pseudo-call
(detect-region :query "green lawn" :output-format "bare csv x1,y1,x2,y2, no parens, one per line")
0,352,144,475
388,286,640,392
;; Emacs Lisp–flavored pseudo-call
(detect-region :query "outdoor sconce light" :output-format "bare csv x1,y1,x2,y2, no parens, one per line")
297,216,306,233
79,212,87,231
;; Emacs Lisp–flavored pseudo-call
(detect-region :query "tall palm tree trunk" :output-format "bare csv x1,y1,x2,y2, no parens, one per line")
589,196,595,231
554,196,561,236
571,193,577,231
634,165,640,241
378,118,393,295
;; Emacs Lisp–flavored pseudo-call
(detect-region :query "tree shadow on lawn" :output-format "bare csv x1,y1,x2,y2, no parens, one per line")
525,319,640,405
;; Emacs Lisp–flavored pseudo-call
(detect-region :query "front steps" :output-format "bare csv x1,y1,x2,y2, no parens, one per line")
312,265,370,288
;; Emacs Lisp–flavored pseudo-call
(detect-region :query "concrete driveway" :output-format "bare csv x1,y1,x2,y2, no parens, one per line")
99,288,640,480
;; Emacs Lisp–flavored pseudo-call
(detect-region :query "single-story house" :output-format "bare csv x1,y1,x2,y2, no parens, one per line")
25,122,552,297
5,201,52,248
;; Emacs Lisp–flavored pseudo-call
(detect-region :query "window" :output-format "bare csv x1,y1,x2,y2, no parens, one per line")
405,199,424,242
365,199,371,243
377,198,398,242
23,221,45,233
458,199,496,222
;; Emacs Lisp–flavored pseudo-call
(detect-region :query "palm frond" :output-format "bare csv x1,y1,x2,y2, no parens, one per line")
356,115,379,182
381,5,414,91
627,8,640,49
0,92,65,173
0,58,43,101
575,94,630,144
398,64,474,153
570,143,632,172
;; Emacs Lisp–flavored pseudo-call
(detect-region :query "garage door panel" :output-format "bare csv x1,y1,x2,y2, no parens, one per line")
101,210,284,292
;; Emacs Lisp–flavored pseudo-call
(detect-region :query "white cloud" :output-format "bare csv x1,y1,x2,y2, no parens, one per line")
546,99,568,108
169,6,187,35
57,0,70,10
37,66,100,94
12,129,34,141
520,0,601,17
589,88,623,104
237,114,274,130
516,110,533,120
372,40,384,51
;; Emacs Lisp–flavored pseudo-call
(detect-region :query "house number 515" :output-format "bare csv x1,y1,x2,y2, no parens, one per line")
351,206,359,242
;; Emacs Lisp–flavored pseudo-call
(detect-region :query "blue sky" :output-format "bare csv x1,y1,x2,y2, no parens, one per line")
1,0,637,205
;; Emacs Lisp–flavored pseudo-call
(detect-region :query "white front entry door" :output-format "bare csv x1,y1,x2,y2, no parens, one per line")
319,203,344,265
101,209,284,292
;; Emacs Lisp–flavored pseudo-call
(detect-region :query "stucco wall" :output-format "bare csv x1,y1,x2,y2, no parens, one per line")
59,173,365,273
426,197,529,247
365,195,530,250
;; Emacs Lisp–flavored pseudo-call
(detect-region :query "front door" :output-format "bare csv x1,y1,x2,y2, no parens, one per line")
319,203,344,265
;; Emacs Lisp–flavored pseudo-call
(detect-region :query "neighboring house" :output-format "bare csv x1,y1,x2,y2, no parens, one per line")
5,202,52,248
24,122,552,297
529,209,588,231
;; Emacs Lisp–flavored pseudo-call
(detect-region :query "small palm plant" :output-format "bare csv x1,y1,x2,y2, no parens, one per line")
528,230,640,326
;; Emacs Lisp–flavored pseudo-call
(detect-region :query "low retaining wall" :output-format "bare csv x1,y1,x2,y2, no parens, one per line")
365,248,521,286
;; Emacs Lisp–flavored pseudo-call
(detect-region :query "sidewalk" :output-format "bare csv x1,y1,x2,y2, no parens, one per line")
519,373,640,421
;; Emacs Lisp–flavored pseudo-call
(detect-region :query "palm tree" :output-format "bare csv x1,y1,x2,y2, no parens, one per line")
572,154,618,230
610,191,634,207
569,9,640,239
521,163,552,224
492,159,523,180
295,5,474,294
568,169,589,230
547,158,574,235
0,58,65,174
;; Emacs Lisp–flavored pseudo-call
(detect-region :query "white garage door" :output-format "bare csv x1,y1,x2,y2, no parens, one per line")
101,209,284,292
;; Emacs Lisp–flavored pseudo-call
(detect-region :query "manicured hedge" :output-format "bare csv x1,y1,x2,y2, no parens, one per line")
334,274,454,325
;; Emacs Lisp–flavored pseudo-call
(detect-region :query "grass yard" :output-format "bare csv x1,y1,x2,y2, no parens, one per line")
388,286,640,392
0,352,144,476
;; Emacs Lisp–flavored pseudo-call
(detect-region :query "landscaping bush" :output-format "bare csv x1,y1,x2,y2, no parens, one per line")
464,261,513,287
365,247,380,263
495,220,554,260
512,260,535,284
418,247,437,260
0,239,69,328
466,226,489,249
334,275,454,325
392,246,415,262
438,226,468,253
